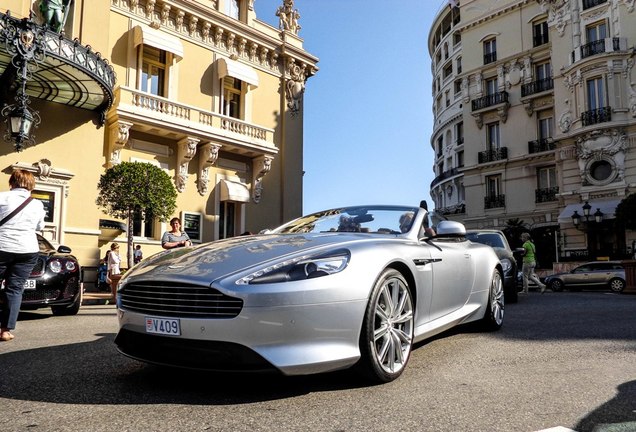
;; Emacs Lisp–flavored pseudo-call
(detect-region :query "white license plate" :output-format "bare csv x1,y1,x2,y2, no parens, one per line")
24,279,37,290
145,317,181,336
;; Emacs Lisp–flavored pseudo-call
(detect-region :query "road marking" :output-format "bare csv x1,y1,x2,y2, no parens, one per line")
535,428,577,432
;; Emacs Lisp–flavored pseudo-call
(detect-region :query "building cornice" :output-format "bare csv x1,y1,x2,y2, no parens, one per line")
456,0,532,33
111,0,318,81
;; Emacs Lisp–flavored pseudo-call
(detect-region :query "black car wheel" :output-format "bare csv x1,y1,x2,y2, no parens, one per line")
357,269,414,383
608,278,625,293
549,279,564,292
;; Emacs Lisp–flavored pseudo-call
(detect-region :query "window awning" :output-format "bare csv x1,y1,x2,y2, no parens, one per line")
217,58,259,87
133,25,184,60
219,179,250,203
557,199,622,223
99,219,127,231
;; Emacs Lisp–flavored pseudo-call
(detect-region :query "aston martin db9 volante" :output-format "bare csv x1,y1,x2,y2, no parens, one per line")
115,201,504,383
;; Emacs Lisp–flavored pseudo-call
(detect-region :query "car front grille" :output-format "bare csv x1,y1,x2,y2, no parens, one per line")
30,257,46,277
119,281,243,319
23,288,61,302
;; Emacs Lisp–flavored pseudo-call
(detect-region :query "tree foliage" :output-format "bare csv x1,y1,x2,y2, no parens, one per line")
615,194,636,230
96,162,177,267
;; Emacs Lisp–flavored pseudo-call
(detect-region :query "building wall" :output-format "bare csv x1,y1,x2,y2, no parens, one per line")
0,1,318,274
429,0,636,264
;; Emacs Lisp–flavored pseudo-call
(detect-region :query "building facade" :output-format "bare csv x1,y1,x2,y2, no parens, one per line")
0,0,318,279
429,0,636,265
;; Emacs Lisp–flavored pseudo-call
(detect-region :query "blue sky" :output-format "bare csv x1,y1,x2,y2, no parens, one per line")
255,0,448,214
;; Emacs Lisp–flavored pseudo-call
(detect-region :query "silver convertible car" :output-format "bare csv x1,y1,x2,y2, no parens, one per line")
115,201,504,383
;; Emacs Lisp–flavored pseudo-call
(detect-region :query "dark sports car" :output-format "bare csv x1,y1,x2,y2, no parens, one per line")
115,201,504,383
0,234,82,316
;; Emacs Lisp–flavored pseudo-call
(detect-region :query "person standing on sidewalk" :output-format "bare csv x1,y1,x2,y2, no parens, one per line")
521,232,547,294
0,170,45,342
107,243,121,304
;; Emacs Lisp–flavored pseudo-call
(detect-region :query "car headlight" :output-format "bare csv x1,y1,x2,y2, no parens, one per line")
500,258,512,273
236,250,350,285
48,259,77,273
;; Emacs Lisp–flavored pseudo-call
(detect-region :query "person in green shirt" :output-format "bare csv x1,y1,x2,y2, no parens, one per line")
521,232,547,294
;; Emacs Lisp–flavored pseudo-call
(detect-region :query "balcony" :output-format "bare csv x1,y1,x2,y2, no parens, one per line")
111,86,275,155
581,107,612,127
430,167,460,189
535,187,559,203
472,91,508,111
478,147,508,164
582,0,607,10
572,38,625,63
484,194,505,209
521,78,553,97
528,138,556,154
456,136,464,145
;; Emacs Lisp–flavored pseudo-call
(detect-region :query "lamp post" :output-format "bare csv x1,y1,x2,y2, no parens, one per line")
1,13,45,152
571,201,604,258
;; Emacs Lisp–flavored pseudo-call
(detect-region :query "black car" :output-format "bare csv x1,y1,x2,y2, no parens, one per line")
0,234,82,315
466,230,522,303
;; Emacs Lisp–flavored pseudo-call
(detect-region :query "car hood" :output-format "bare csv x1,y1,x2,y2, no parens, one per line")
125,232,383,284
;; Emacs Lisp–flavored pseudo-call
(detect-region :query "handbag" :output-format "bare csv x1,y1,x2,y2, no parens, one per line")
0,197,33,227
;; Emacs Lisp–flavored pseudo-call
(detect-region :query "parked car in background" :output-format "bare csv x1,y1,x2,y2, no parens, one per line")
115,201,504,383
0,234,82,315
466,230,521,303
544,261,625,293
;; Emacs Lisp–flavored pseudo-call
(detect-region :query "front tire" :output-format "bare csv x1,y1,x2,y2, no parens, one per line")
549,279,564,292
481,269,504,331
51,291,82,316
357,269,414,383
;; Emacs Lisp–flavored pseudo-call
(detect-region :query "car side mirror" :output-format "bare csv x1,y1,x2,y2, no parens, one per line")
57,245,72,254
513,247,525,257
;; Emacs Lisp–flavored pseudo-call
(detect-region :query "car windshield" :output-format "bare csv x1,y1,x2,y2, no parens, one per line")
271,205,422,234
465,232,506,249
37,234,56,253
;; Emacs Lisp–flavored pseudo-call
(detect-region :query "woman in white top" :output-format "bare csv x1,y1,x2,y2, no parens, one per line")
107,243,121,303
0,170,46,342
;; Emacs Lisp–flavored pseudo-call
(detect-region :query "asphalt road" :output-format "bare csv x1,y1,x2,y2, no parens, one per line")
1,291,635,432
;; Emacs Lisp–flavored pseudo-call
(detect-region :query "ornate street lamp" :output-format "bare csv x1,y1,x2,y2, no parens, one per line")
582,201,592,219
594,208,604,223
1,13,46,152
571,210,581,228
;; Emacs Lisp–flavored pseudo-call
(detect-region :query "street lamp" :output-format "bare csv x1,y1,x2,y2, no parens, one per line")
571,201,603,229
1,13,45,152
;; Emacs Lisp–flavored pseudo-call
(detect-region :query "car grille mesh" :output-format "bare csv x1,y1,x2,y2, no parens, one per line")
30,258,46,277
119,281,243,318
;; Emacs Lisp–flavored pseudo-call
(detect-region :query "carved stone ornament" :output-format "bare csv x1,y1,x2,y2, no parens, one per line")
197,143,222,196
11,160,74,197
558,110,572,133
175,137,199,193
537,0,568,37
625,0,635,13
630,84,636,118
252,155,273,204
108,120,133,167
575,129,628,184
285,59,306,116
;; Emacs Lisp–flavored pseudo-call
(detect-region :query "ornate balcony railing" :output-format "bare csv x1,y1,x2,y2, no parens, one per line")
528,138,556,154
430,168,459,188
471,91,508,111
574,38,622,62
478,147,508,163
485,194,505,209
117,87,274,147
581,107,612,127
582,0,607,10
457,136,464,145
535,187,559,203
521,78,553,97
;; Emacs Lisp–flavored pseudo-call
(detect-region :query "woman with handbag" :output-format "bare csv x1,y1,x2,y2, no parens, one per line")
0,170,45,342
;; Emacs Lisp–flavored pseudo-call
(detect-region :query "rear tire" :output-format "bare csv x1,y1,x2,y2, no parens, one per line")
357,269,414,383
609,278,625,293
